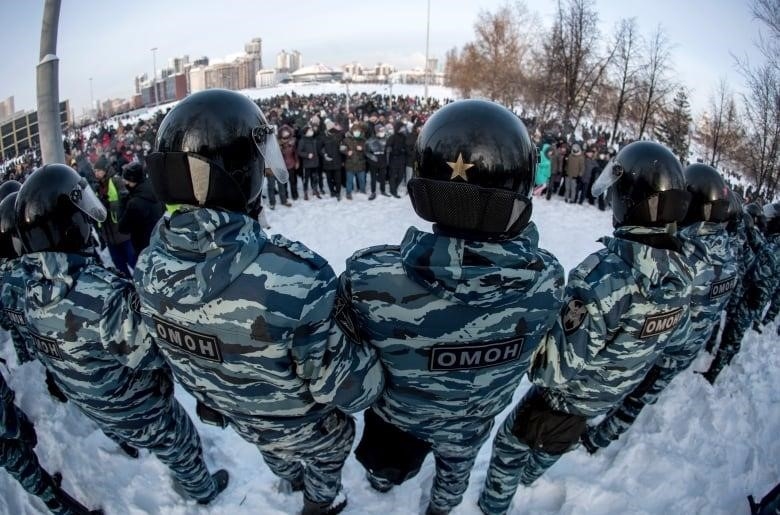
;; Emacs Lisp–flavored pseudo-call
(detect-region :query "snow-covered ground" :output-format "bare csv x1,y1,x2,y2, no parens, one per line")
1,190,777,515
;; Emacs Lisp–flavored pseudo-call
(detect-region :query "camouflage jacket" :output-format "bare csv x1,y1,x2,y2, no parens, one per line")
133,208,383,428
658,222,737,366
340,223,564,437
746,232,780,316
19,252,170,426
0,257,32,359
0,373,22,440
531,225,694,417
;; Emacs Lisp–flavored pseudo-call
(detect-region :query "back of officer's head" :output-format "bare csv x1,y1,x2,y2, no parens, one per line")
681,163,731,226
14,164,107,254
409,99,536,241
0,192,21,259
592,141,690,228
745,202,767,233
764,202,780,234
147,89,281,216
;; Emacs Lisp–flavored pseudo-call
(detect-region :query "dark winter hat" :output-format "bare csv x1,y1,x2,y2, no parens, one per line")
122,162,144,183
94,155,109,172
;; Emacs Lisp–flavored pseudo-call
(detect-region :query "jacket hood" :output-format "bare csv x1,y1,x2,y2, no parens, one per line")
130,179,158,203
680,222,732,267
143,208,266,303
602,225,693,292
23,252,91,308
400,222,555,307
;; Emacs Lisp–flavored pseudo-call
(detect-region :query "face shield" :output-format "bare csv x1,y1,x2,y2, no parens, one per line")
252,125,289,185
591,159,623,197
764,202,780,220
70,178,108,223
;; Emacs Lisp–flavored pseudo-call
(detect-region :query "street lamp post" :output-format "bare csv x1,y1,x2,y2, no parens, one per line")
151,47,159,107
424,0,431,103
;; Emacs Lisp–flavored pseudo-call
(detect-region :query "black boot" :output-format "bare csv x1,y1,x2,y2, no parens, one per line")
425,504,450,515
197,469,230,505
45,370,69,403
368,193,377,201
46,479,103,515
301,489,347,515
118,442,140,459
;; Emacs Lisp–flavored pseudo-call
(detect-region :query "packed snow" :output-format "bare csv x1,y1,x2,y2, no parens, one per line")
1,190,777,515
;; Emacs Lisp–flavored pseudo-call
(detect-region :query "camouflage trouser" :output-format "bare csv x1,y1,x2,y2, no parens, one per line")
101,399,216,501
706,300,755,382
231,409,355,504
763,287,780,325
7,327,33,365
0,438,59,511
478,405,563,515
583,362,683,449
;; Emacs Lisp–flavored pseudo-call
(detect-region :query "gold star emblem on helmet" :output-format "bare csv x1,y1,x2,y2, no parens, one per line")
447,153,475,181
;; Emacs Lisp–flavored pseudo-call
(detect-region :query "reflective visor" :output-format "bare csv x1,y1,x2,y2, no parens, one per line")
591,159,623,197
74,178,107,223
253,125,289,184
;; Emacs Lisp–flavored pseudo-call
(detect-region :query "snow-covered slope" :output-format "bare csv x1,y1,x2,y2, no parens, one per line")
1,191,777,515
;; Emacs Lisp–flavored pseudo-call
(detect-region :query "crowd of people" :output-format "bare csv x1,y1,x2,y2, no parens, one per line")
1,91,780,515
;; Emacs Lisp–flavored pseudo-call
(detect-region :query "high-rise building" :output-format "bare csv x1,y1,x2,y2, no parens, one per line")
193,56,209,67
0,96,15,122
276,50,302,72
171,55,190,74
134,74,148,95
1,100,70,160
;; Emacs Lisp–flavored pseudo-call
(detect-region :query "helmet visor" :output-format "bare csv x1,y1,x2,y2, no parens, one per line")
253,126,289,185
591,159,623,197
73,179,108,223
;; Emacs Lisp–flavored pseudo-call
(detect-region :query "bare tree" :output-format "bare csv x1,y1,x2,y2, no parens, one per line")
444,2,537,107
752,0,780,70
694,79,742,167
541,0,615,131
634,25,675,139
607,18,641,145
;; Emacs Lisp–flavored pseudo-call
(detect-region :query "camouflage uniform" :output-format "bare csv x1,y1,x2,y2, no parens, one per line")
584,221,737,449
133,207,383,506
0,258,34,364
17,251,218,502
480,225,694,515
341,223,564,513
706,229,779,381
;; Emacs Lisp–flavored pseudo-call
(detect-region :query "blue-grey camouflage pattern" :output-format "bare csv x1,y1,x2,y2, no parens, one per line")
480,225,693,515
0,373,64,513
0,258,34,364
584,222,737,448
16,251,218,502
708,230,780,379
133,207,384,505
341,222,564,513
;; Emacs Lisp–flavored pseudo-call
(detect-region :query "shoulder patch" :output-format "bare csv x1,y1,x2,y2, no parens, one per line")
333,291,362,344
576,252,604,280
269,235,327,270
562,299,587,335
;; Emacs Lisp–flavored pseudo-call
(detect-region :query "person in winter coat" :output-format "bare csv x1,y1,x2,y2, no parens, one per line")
117,163,164,258
546,142,567,200
365,124,389,200
534,143,552,194
93,155,134,276
479,142,694,515
342,101,564,515
297,126,321,200
564,144,584,203
320,125,345,200
342,123,367,199
278,125,300,200
385,123,407,198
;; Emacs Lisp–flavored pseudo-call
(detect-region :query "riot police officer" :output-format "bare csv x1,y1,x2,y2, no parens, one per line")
13,164,227,505
339,99,565,515
134,89,384,515
479,141,695,515
581,163,738,451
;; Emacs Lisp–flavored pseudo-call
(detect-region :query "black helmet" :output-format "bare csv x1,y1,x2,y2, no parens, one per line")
122,162,144,184
764,202,780,234
745,202,767,233
409,99,537,239
725,189,745,233
0,180,21,202
15,164,107,254
148,89,288,214
592,141,690,227
681,164,731,225
0,192,20,259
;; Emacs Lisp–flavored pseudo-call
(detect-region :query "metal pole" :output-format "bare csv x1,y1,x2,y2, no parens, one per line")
36,0,66,164
424,0,431,102
151,47,159,107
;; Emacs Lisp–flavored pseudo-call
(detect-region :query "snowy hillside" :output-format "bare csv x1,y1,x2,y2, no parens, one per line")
1,190,777,515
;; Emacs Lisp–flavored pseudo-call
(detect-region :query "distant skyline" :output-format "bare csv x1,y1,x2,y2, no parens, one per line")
0,0,764,118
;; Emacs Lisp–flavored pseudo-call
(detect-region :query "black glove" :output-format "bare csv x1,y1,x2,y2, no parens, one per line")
45,370,68,403
17,409,37,447
196,400,228,429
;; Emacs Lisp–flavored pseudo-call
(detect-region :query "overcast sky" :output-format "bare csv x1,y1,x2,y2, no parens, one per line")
0,0,764,117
